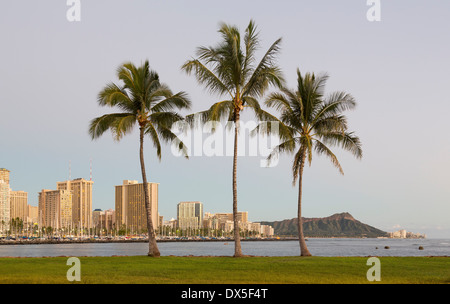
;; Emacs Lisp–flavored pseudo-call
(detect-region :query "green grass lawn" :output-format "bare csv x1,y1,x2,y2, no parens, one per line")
0,256,449,284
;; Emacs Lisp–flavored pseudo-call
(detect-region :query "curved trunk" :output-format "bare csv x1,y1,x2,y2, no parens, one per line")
297,148,311,257
233,114,243,257
140,127,160,257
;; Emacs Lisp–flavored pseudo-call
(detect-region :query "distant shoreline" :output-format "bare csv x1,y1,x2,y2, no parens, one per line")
0,236,415,246
0,238,293,246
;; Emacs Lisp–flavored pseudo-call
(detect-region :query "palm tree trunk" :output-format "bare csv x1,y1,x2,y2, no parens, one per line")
139,127,160,257
297,149,312,256
233,114,243,257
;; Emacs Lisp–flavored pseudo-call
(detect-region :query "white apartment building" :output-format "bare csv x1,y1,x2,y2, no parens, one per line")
177,201,203,230
0,179,10,234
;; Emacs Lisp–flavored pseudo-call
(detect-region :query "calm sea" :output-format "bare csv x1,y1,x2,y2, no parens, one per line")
0,238,449,257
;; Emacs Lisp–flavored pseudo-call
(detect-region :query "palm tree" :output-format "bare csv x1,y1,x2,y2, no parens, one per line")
89,60,191,257
181,20,284,257
263,69,362,256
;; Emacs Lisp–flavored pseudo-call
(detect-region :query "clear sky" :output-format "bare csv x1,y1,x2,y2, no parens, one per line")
1,1,449,238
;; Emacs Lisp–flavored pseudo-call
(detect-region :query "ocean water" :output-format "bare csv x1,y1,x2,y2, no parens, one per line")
0,238,449,257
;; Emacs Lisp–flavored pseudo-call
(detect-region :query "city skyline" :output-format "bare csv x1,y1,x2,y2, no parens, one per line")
1,166,276,238
0,166,428,239
0,167,258,225
1,1,449,238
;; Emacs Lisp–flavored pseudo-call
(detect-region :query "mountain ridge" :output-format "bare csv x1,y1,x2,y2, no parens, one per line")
260,212,388,238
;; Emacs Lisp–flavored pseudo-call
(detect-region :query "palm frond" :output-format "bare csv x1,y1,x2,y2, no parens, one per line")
185,110,211,130
181,59,232,98
97,83,134,112
314,139,344,175
151,91,191,113
265,137,297,166
243,37,284,98
265,91,291,113
296,69,325,123
250,108,296,144
208,99,234,122
312,114,348,134
311,91,356,125
116,63,139,97
242,20,259,80
144,122,162,160
220,23,244,87
311,72,329,98
88,113,135,140
319,131,363,159
241,96,261,110
185,99,234,131
155,123,189,159
292,147,305,186
301,135,314,166
111,114,138,141
149,111,184,129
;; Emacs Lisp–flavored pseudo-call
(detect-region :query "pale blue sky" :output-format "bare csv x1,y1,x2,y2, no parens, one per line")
1,1,449,237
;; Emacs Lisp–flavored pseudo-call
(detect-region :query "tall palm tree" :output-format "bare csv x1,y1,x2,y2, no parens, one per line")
89,60,191,257
181,20,284,257
263,69,362,256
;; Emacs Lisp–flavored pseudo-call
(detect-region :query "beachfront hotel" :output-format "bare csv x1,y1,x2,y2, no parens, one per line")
213,211,249,230
0,168,10,185
216,211,248,224
38,189,73,229
57,178,94,230
10,190,28,221
115,180,159,233
0,169,11,234
0,179,10,234
177,201,203,230
201,211,273,236
0,168,38,233
28,205,38,224
93,208,115,233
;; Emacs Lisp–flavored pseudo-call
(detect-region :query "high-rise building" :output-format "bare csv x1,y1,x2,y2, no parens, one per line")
249,222,261,234
204,211,249,233
92,209,102,228
57,178,93,229
92,208,115,233
10,191,28,221
203,212,219,230
1,169,35,228
27,205,38,224
115,180,158,233
102,208,115,232
260,224,274,237
215,211,248,225
38,189,73,229
0,180,10,234
0,168,10,185
0,169,11,234
177,201,203,230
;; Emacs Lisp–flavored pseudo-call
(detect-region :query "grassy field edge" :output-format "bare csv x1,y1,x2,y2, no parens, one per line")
0,256,449,284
